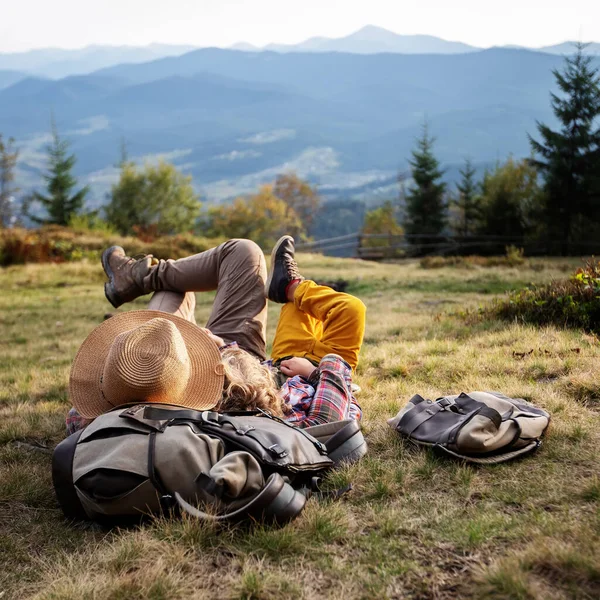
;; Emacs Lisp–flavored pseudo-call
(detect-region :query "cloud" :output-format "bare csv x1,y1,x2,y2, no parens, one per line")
213,149,262,161
239,129,296,144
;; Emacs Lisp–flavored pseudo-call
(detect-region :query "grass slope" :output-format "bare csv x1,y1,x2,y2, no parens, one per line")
1,255,599,599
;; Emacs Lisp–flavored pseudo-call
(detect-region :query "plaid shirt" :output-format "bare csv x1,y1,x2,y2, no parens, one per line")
66,346,361,435
282,354,362,428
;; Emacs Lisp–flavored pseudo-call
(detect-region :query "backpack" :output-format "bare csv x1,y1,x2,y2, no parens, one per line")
388,391,550,464
52,404,367,526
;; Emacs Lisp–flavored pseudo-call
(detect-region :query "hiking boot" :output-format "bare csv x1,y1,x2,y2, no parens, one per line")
265,235,304,303
101,246,156,308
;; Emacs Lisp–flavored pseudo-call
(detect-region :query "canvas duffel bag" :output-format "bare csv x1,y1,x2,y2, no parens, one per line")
53,403,367,525
388,391,550,463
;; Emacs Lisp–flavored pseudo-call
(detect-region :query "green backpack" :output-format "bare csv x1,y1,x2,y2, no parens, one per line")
388,391,550,463
53,404,367,525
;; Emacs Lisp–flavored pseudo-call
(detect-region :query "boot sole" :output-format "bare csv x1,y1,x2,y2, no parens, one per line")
265,235,293,302
101,246,124,309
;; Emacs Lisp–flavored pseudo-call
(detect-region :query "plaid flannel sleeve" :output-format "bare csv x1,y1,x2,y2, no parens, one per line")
285,354,362,428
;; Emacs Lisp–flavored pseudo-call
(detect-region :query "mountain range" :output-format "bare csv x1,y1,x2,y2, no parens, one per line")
1,43,599,222
1,26,599,82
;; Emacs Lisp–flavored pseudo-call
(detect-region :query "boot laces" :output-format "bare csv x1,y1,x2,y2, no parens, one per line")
284,255,301,280
119,253,153,271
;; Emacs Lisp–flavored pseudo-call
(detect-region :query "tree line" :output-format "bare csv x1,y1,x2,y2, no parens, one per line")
366,43,600,256
1,44,599,256
0,124,320,248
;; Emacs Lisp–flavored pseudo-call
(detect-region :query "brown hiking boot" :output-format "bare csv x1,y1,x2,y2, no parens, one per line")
101,246,156,308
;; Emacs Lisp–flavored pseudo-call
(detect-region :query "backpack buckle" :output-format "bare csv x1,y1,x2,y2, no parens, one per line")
201,411,220,424
268,444,289,458
437,397,455,409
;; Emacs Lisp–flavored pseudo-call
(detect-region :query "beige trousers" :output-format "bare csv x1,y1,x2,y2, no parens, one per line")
145,239,268,360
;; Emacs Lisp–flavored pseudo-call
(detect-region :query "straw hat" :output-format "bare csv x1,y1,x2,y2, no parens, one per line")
69,311,225,418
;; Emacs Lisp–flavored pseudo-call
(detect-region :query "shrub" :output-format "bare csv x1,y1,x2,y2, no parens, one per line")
0,227,225,266
487,259,600,332
420,246,525,269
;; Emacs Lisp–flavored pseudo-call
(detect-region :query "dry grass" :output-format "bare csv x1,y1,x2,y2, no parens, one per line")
1,255,599,599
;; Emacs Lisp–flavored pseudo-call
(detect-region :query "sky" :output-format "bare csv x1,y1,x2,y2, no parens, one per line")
1,0,599,53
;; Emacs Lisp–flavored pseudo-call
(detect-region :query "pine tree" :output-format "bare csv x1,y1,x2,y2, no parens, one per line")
404,123,447,246
30,121,88,226
452,158,480,237
0,135,19,227
529,43,600,255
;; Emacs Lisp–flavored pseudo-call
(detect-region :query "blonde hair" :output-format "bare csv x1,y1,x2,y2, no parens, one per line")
216,347,287,416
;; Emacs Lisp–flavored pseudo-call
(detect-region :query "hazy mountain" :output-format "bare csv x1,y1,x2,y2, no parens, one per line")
539,41,600,55
0,44,197,79
2,47,598,208
0,70,28,90
244,25,479,54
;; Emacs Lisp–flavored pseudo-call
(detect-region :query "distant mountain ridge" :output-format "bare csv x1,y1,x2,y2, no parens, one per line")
262,25,479,54
3,46,599,210
2,26,599,83
0,44,196,79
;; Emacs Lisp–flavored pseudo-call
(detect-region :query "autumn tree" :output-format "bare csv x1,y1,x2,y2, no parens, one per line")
29,122,88,225
0,135,19,227
360,200,404,257
273,172,319,239
529,43,600,254
106,160,201,236
203,184,302,248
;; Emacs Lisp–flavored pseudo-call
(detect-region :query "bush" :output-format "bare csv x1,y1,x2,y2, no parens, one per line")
420,246,525,269
0,227,225,266
487,259,600,332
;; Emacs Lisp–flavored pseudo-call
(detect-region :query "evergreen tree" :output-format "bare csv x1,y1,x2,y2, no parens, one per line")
452,158,480,237
29,121,89,226
404,123,447,246
0,135,19,227
529,43,600,255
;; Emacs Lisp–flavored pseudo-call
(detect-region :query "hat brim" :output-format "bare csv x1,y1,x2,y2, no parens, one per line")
69,310,225,418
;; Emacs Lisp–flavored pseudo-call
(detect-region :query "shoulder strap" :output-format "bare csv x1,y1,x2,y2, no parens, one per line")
52,430,88,520
139,404,328,456
304,419,367,466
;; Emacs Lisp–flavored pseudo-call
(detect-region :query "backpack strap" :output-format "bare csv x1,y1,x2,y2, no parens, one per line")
304,419,367,466
398,401,446,436
173,473,308,524
138,405,329,456
147,431,177,512
52,429,88,520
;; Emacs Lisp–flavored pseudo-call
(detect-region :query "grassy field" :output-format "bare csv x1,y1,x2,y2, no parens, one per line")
1,254,599,599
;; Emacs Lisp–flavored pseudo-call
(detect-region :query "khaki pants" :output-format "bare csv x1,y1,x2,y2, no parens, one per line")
145,240,366,368
146,239,268,360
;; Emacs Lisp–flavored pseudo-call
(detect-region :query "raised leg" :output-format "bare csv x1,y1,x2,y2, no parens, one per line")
143,239,268,360
147,291,197,324
271,280,366,370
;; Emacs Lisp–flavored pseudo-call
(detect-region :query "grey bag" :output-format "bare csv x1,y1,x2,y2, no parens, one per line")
53,404,367,525
388,391,550,464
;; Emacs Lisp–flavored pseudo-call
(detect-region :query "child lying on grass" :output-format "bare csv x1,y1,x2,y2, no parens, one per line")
66,235,366,432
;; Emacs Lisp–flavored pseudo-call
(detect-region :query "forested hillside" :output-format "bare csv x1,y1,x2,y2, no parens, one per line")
1,48,596,207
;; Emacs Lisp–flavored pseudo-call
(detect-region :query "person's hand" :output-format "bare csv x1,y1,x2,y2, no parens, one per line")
279,357,316,379
200,328,225,347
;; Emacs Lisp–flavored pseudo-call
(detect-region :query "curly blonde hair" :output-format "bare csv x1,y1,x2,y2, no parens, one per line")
216,347,287,416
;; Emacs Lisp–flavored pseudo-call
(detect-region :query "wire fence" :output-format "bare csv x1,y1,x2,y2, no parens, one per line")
296,233,600,259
